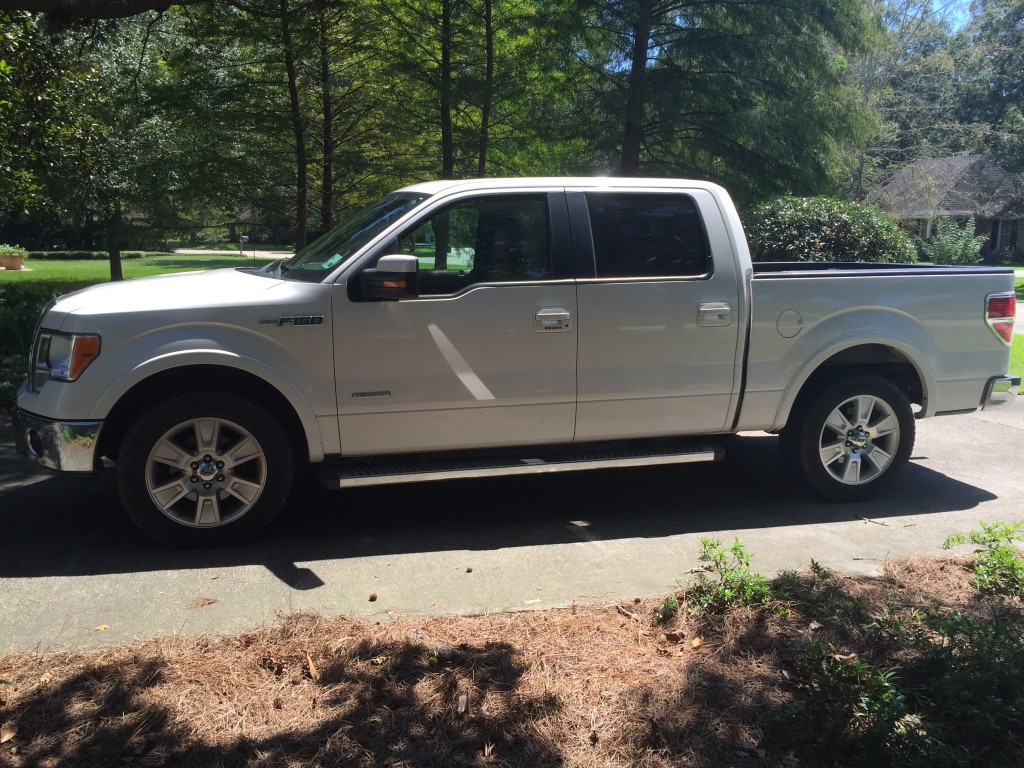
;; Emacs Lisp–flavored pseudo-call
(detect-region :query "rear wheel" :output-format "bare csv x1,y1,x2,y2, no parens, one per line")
780,375,914,501
117,391,294,546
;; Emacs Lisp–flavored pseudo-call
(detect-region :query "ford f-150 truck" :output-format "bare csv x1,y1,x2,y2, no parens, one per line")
12,178,1020,545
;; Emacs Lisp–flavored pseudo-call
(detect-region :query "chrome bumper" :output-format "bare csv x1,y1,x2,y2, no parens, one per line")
12,409,103,473
981,375,1021,410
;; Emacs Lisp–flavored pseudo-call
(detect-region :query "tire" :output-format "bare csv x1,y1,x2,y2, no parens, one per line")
780,374,915,502
116,391,295,546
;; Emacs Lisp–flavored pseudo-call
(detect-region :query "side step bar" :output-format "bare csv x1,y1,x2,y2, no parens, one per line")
320,442,723,489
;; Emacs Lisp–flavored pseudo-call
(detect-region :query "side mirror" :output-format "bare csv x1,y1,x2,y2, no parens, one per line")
361,254,419,299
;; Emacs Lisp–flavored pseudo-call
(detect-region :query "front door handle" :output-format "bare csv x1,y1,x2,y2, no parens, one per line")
535,307,572,333
697,301,732,327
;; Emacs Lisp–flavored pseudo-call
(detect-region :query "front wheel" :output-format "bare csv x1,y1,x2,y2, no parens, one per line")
116,391,295,546
780,375,915,502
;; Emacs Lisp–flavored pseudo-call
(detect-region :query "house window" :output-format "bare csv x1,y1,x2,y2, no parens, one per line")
991,219,1017,254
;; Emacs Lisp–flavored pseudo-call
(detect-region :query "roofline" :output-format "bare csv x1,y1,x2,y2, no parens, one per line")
397,176,728,195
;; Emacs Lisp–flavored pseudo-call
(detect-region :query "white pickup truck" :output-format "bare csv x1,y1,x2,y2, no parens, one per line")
13,178,1020,544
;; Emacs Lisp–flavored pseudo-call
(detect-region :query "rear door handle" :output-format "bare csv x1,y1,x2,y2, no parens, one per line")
697,301,732,327
535,307,572,333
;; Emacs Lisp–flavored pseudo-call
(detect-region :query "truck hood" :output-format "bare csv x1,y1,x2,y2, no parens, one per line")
50,268,284,317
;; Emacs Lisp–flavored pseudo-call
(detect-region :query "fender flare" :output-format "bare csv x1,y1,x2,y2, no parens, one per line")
93,349,327,462
772,331,938,431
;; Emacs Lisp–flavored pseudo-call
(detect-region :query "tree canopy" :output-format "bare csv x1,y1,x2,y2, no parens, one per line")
1,0,1021,276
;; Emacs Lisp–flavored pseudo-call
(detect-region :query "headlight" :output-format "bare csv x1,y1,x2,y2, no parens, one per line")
30,330,101,391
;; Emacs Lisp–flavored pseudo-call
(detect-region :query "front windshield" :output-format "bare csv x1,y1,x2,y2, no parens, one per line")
271,192,428,282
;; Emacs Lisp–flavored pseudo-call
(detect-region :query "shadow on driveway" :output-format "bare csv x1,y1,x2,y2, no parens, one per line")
0,431,994,588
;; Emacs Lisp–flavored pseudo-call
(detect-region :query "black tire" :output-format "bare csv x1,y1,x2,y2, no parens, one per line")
116,391,295,546
780,374,915,502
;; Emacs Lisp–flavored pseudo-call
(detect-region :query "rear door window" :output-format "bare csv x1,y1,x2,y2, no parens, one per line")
585,193,711,278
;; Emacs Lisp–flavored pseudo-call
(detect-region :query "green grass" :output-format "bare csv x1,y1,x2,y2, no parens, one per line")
1012,334,1024,380
2,252,275,283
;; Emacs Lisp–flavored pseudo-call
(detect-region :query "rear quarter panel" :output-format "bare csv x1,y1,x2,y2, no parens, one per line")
738,268,1016,431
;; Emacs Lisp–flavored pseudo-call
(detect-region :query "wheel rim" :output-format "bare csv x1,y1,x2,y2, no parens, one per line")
144,417,268,528
817,394,901,486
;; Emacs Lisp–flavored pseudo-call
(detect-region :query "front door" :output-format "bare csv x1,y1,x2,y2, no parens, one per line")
334,192,578,456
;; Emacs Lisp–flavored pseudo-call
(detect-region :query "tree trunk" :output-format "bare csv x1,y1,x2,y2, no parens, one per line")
440,0,455,178
319,14,335,232
619,0,653,176
477,0,494,178
106,199,124,282
281,0,309,250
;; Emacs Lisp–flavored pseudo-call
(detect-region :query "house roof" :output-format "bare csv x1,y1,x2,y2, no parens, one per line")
867,155,1022,218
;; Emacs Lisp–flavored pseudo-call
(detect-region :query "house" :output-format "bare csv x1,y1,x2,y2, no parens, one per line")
867,155,1023,261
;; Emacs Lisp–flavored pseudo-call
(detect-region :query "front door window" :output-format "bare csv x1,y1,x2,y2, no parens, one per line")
392,195,552,295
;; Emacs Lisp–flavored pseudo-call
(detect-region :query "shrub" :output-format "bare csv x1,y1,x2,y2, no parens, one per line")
746,197,917,264
683,537,771,615
944,520,1024,597
919,218,988,265
0,282,93,409
0,243,28,256
652,595,679,625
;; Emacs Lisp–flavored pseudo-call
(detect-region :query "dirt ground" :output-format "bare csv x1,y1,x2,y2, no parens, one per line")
0,555,1013,767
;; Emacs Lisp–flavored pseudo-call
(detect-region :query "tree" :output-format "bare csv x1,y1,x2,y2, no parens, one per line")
0,0,206,18
1,12,189,277
569,0,872,202
955,0,1024,179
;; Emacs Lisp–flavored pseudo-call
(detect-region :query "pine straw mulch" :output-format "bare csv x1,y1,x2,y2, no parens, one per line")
0,554,1010,768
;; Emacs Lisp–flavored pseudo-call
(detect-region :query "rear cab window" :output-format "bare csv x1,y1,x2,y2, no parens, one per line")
584,193,711,278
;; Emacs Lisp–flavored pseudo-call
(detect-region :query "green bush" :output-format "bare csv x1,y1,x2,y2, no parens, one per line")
746,197,917,264
919,218,987,266
944,521,1024,597
652,595,679,625
683,537,771,615
0,282,91,409
0,243,28,256
775,553,1024,766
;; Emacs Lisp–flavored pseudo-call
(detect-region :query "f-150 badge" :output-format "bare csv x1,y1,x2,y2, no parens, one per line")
259,315,324,326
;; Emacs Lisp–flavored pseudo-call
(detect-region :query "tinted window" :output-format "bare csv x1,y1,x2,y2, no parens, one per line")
394,195,551,295
585,193,710,278
279,192,428,282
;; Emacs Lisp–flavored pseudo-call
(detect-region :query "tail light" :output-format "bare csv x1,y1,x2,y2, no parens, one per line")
986,293,1016,346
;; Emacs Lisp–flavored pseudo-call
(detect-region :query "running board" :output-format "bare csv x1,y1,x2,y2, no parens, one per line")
320,442,723,489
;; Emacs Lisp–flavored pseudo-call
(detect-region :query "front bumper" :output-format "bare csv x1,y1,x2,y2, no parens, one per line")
12,408,103,473
981,375,1021,410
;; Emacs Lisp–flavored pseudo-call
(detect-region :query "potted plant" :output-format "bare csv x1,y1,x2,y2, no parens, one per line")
0,243,28,270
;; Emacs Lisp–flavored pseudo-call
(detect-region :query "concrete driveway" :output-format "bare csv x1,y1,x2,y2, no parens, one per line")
2,404,1023,654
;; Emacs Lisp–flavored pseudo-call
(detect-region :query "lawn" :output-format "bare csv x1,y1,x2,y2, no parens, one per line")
1,252,276,285
1012,333,1024,379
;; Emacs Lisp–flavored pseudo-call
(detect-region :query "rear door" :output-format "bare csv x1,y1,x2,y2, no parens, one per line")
334,190,578,455
571,189,743,441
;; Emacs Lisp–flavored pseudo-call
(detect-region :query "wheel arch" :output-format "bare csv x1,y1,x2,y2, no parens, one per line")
97,363,316,465
775,340,931,431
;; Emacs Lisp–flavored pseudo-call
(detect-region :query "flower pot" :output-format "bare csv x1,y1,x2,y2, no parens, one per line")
0,253,25,270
